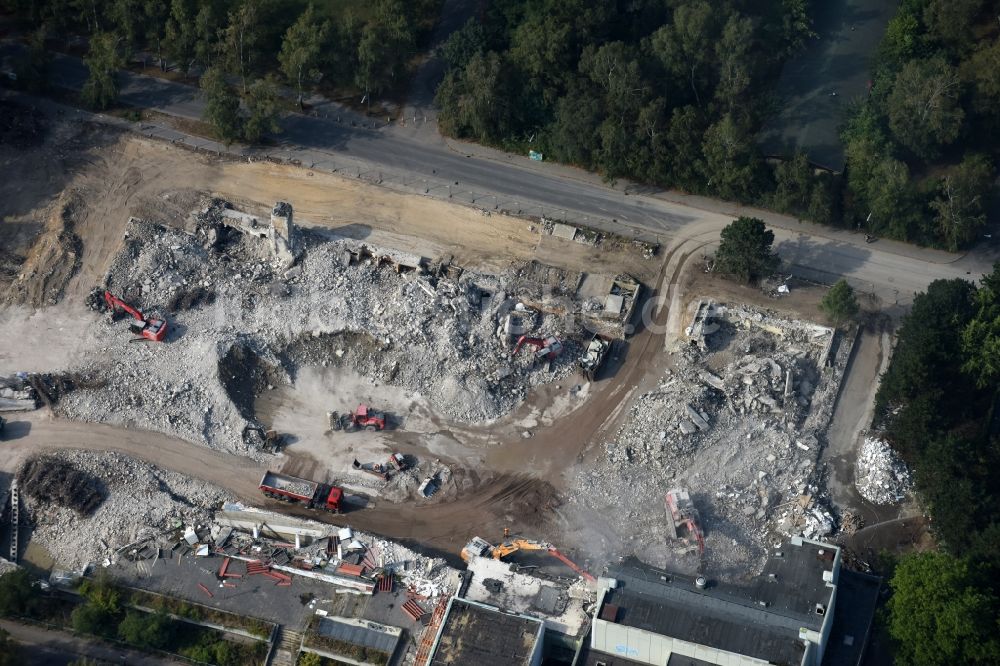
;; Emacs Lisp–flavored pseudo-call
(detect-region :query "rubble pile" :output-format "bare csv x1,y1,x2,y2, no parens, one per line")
19,450,230,570
567,306,852,578
855,437,912,505
353,529,458,597
17,456,105,515
60,206,591,452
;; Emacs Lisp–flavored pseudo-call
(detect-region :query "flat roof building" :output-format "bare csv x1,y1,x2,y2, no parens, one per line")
427,597,545,666
582,537,878,666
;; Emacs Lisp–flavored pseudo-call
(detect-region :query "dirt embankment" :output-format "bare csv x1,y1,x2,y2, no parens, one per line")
2,192,83,306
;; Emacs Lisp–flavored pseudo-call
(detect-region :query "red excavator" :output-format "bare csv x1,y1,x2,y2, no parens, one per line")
329,404,387,432
103,291,168,342
512,335,563,361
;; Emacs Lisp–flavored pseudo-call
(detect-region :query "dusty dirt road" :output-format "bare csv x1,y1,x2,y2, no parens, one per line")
2,409,561,558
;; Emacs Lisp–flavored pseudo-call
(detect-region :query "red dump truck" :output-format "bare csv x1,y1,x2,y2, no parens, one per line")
259,471,343,512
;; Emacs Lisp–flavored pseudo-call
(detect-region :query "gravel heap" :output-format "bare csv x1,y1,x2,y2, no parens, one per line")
856,437,912,505
565,307,851,579
60,207,584,453
20,450,231,571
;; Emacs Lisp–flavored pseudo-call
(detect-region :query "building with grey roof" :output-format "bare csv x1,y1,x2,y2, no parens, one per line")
581,537,878,666
426,597,545,666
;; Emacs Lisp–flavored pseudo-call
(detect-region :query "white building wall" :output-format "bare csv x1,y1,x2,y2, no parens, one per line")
592,619,774,666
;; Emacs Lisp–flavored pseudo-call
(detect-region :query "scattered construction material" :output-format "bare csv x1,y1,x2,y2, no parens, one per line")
856,437,911,505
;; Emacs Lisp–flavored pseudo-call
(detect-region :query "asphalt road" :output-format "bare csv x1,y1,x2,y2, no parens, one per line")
2,42,997,304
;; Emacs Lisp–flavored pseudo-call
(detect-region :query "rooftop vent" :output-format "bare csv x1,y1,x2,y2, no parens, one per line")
758,600,769,607
815,604,826,616
695,576,707,590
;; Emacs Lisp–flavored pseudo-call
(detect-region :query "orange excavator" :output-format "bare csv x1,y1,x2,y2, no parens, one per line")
460,531,595,582
512,335,563,361
103,291,168,342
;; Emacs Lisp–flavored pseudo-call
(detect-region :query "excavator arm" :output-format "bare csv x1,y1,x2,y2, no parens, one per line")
491,538,549,559
104,290,145,321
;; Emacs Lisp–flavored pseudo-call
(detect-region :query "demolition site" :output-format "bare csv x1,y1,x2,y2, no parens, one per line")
0,98,909,666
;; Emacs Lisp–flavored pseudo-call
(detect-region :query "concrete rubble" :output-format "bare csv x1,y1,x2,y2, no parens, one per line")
855,436,912,505
567,305,852,579
54,201,633,452
17,450,231,571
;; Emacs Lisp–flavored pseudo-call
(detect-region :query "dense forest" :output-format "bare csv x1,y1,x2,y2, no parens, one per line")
434,0,841,222
842,0,1000,250
876,268,1000,663
1,0,440,121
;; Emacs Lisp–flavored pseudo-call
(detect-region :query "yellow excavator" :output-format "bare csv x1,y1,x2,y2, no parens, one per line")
460,530,595,582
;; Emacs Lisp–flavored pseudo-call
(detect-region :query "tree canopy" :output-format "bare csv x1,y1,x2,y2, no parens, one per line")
713,217,779,284
878,265,1000,662
435,0,819,205
841,0,998,248
819,279,859,326
888,551,1000,666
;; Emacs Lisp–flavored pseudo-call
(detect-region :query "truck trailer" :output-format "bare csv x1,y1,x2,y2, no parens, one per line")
258,471,343,512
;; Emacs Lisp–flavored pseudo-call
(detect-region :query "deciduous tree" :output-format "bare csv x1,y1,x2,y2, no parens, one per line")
931,154,993,251
279,4,329,107
82,32,124,110
887,57,964,158
888,551,1000,665
243,75,281,143
201,65,242,144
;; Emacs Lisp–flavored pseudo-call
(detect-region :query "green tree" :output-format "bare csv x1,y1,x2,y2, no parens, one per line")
279,4,329,107
931,155,994,251
435,51,514,143
201,66,243,144
962,265,1000,389
650,0,717,106
665,105,706,191
876,278,978,457
923,0,982,52
193,1,222,69
0,569,35,617
221,0,261,94
770,151,835,224
701,114,762,201
298,652,322,666
888,551,1000,665
441,18,487,71
819,280,859,325
82,32,124,110
962,40,1000,128
714,15,755,110
713,216,779,284
887,57,964,158
164,0,197,75
118,610,174,649
243,75,281,143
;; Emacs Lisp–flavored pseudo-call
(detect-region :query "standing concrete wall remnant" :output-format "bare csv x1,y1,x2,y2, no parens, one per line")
270,201,299,269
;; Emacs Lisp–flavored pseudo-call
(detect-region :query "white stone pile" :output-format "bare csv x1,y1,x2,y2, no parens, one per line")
855,437,911,505
59,208,585,452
